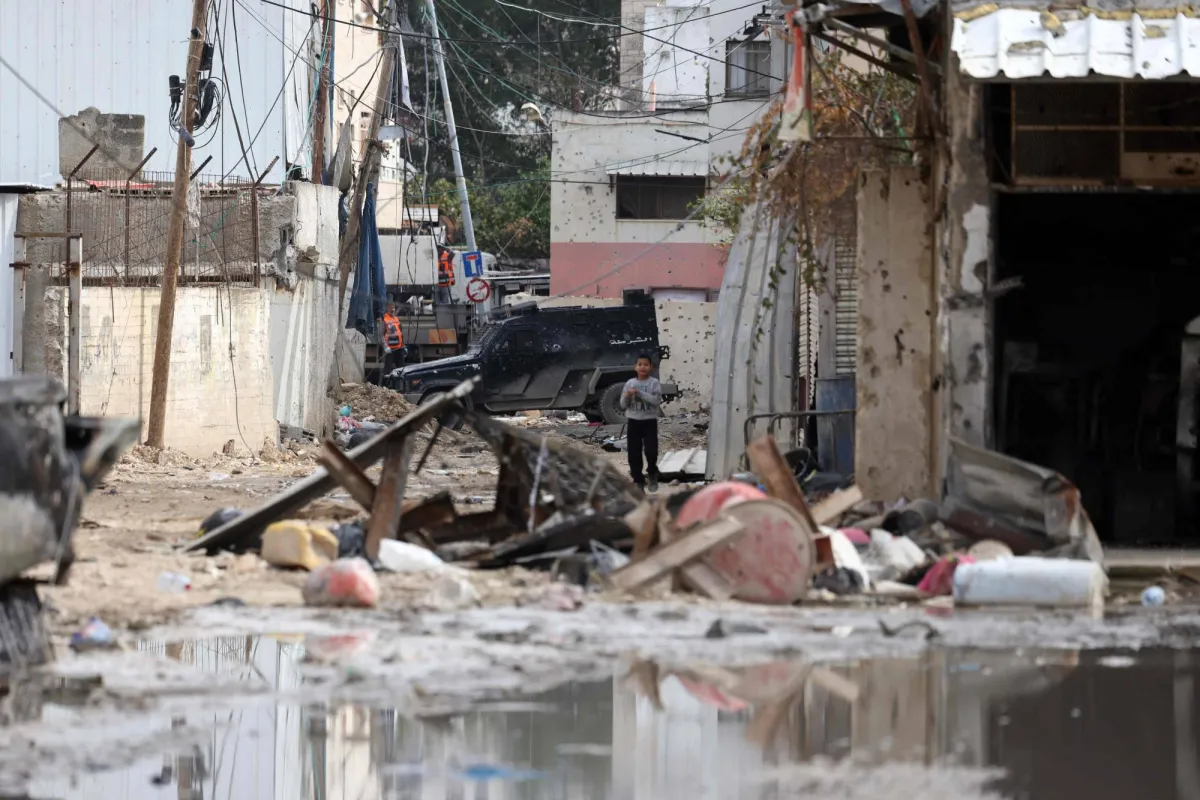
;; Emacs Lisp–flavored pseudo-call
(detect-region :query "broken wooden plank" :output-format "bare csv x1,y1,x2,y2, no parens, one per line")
656,507,736,599
398,491,457,535
745,435,820,531
623,500,660,562
318,439,377,509
366,434,416,559
809,667,860,703
609,516,745,593
812,486,864,526
185,378,477,554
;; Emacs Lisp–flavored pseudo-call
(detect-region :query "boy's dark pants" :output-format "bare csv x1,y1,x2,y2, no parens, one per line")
626,418,659,487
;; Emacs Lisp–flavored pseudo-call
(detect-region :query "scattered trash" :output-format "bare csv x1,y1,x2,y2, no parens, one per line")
865,529,928,582
704,619,768,639
422,574,481,610
521,582,585,610
966,539,1013,562
339,405,352,417
812,566,864,595
826,529,871,591
918,553,974,596
208,472,232,482
331,520,366,559
197,507,242,539
377,540,448,573
953,557,1108,609
1141,585,1166,607
70,617,116,651
156,571,192,593
208,597,247,607
261,521,339,571
878,619,941,640
303,558,381,608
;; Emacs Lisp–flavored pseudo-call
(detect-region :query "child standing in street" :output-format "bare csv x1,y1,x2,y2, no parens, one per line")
620,354,662,492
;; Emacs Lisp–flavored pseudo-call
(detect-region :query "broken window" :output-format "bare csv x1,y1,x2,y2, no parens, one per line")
726,39,772,98
615,176,707,220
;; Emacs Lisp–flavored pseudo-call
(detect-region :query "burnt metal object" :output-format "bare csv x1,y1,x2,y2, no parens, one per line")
943,437,1105,565
0,376,139,587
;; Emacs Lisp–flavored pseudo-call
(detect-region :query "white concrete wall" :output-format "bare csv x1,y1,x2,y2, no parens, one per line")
856,167,935,500
270,182,342,436
62,285,277,456
539,296,716,412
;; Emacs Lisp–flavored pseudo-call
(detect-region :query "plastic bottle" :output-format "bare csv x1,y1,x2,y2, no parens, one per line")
157,571,192,593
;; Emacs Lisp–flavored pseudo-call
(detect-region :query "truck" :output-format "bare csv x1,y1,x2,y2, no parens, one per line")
386,295,678,424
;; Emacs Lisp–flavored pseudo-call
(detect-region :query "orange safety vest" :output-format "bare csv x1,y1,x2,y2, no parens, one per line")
437,250,456,287
382,314,403,351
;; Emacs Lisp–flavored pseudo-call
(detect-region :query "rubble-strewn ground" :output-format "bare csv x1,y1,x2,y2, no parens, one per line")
11,410,1200,799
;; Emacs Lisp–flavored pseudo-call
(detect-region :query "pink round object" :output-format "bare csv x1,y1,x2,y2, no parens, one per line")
840,528,871,546
705,499,816,605
676,481,767,530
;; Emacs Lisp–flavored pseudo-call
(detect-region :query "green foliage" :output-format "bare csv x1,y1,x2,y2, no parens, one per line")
429,159,551,258
402,0,619,185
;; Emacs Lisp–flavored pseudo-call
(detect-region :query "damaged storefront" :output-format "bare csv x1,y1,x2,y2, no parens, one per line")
940,1,1200,545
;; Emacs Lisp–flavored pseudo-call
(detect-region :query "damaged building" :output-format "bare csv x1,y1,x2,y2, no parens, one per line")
811,0,1200,545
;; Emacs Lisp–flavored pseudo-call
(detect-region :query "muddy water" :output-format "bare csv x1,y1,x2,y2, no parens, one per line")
19,639,1200,800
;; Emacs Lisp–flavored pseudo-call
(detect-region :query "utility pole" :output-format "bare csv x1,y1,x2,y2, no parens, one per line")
311,0,334,182
336,0,399,313
424,0,476,252
146,0,210,448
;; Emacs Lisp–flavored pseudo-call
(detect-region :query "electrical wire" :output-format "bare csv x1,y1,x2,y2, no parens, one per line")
254,0,771,44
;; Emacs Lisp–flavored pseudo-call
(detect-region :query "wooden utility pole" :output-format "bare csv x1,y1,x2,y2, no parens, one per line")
146,0,210,448
311,0,334,182
336,0,398,314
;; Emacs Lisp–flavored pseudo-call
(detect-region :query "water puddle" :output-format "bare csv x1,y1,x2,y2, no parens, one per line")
11,638,1200,799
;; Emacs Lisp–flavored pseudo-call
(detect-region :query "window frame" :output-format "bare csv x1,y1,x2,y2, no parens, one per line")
614,175,708,221
725,38,773,99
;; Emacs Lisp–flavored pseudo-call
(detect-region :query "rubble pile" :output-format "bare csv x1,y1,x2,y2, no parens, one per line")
172,378,1119,616
337,382,415,420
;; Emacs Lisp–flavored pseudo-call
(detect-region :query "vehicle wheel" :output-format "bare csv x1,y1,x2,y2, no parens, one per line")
598,383,626,426
583,411,604,424
419,391,470,431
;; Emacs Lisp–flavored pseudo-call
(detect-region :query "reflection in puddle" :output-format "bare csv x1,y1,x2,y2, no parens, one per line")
15,639,1200,799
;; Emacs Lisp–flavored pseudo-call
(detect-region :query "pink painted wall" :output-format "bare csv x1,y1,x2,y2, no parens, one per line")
550,241,730,298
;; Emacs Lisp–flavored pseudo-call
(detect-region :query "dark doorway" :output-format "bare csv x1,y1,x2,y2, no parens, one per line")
994,191,1200,544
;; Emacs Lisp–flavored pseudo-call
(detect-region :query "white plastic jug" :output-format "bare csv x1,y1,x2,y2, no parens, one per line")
953,557,1107,608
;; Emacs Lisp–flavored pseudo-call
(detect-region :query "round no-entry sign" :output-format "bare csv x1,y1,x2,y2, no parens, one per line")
466,277,491,303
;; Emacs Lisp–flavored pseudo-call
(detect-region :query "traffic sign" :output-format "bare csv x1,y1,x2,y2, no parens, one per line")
466,277,491,303
462,250,483,278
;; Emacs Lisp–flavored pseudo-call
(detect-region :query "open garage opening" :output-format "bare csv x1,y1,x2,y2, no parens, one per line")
993,191,1200,545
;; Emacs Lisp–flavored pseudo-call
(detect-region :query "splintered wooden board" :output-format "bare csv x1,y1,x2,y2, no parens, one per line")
609,517,745,593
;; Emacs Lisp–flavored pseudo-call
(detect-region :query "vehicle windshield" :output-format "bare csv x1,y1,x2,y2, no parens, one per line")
467,322,502,354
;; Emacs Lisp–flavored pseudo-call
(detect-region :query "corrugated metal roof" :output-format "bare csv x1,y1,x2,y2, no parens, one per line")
606,160,710,176
952,7,1200,78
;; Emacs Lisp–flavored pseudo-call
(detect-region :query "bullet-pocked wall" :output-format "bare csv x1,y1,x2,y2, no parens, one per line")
538,296,716,412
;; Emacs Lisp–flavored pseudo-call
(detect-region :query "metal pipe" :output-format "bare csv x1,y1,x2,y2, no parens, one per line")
125,147,158,284
424,0,476,253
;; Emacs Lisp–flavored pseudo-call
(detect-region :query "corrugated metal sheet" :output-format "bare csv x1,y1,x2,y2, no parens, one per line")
951,7,1200,79
706,201,798,480
832,199,858,376
0,0,312,185
607,160,710,176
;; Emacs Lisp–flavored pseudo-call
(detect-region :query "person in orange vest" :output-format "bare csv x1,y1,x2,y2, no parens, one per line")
437,248,456,287
379,302,406,378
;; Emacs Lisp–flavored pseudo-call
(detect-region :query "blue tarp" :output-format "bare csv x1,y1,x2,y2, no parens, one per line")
345,183,387,336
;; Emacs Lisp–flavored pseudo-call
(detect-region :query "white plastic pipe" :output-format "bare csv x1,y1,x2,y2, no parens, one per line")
953,557,1108,609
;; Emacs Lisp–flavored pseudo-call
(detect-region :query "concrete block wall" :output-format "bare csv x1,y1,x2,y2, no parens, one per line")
855,167,935,501
59,107,145,178
540,296,716,413
58,285,277,456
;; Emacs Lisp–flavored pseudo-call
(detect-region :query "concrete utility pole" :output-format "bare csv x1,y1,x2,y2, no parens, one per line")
336,0,399,313
424,0,476,252
146,0,210,448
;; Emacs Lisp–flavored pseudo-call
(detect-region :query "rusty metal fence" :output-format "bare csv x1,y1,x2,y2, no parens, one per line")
56,157,274,287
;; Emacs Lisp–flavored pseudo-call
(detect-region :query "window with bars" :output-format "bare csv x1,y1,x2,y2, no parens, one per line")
615,176,707,220
726,39,772,98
